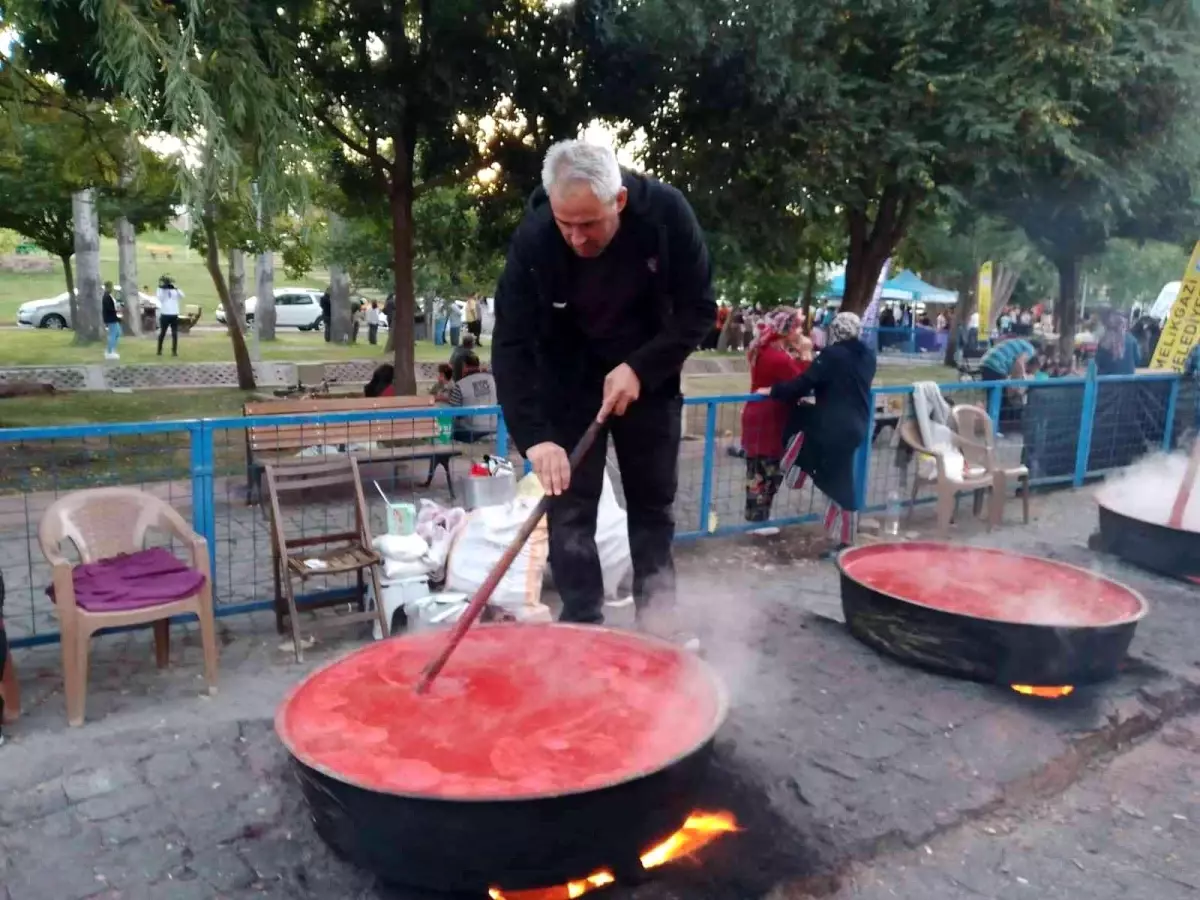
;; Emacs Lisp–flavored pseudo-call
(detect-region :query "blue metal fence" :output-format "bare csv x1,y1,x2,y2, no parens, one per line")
0,369,1190,648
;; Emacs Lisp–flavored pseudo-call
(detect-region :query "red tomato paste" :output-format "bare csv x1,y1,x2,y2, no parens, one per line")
840,543,1144,626
276,625,724,800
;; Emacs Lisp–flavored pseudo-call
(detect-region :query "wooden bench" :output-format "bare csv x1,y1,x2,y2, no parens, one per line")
243,395,461,504
147,245,174,260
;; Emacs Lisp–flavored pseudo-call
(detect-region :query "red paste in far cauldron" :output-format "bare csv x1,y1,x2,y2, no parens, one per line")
276,625,723,801
840,543,1144,627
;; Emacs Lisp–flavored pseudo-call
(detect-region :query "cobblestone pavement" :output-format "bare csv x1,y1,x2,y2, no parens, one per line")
2,483,1199,899
833,714,1200,900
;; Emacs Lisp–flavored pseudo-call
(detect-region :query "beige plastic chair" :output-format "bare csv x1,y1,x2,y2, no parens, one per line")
951,405,1031,527
898,419,995,537
38,487,218,727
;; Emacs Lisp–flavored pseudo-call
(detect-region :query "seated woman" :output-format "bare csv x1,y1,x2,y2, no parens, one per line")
364,363,395,398
762,312,876,558
741,308,812,533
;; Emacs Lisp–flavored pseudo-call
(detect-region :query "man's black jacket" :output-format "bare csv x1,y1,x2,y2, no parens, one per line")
491,171,716,453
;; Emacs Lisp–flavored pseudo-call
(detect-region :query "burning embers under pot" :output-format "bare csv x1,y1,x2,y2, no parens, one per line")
488,811,739,900
1011,685,1075,699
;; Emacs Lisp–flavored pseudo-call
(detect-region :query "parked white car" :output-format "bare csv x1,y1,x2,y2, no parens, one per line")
216,289,389,330
216,287,325,330
16,289,157,330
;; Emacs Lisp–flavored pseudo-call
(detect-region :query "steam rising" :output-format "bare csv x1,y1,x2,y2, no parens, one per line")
1097,451,1199,531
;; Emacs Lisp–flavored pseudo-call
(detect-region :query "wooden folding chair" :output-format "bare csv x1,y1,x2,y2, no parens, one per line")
263,457,387,662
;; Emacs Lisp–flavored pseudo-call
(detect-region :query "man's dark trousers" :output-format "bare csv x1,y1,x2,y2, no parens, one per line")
549,393,682,625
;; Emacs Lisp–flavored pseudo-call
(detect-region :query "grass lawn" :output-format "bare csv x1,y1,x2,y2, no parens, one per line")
0,329,470,366
0,229,334,324
0,389,255,429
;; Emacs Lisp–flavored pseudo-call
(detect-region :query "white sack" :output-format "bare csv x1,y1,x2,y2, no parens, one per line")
444,495,551,621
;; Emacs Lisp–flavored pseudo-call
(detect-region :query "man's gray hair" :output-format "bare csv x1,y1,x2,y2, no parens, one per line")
541,140,623,203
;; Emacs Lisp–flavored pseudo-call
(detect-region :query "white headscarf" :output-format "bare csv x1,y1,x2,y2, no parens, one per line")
830,311,863,343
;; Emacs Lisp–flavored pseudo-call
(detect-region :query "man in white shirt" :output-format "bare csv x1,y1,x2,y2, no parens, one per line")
366,301,381,345
156,275,184,357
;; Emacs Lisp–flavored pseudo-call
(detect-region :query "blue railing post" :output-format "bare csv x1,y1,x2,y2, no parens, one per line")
697,401,718,533
494,412,509,460
1074,364,1099,487
986,384,1002,427
189,421,218,581
854,393,876,510
1163,377,1181,452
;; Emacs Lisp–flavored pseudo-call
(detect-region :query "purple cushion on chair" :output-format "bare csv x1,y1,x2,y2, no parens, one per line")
46,547,207,613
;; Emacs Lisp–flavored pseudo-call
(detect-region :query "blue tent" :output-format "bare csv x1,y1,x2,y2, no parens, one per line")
887,270,958,304
821,272,912,302
821,269,957,304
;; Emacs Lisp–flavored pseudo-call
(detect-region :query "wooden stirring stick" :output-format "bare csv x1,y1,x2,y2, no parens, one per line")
1169,438,1200,529
414,417,606,695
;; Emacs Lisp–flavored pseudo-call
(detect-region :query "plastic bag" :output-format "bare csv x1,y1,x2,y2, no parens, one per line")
596,471,633,601
521,469,632,602
444,492,551,621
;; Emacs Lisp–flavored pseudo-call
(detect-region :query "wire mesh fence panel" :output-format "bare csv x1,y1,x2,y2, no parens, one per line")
207,406,504,617
0,425,196,642
1011,379,1088,484
1174,378,1199,447
3,371,1192,646
1086,376,1175,477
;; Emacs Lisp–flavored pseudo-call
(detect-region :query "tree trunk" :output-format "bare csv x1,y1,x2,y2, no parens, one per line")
116,217,140,336
255,249,276,340
389,166,418,395
1055,256,1081,361
203,209,256,390
801,259,818,331
993,264,1020,310
72,189,103,344
842,186,918,315
943,272,976,367
329,213,353,343
59,254,77,325
227,249,247,332
842,210,893,316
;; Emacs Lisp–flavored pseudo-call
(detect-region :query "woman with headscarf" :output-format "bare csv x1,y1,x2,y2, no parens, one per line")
1095,312,1141,376
742,308,812,530
760,311,877,557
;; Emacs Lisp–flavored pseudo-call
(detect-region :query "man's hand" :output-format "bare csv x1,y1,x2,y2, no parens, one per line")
527,442,571,496
599,363,641,420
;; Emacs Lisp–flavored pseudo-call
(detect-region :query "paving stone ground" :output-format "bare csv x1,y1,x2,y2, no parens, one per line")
2,482,1199,899
833,714,1200,900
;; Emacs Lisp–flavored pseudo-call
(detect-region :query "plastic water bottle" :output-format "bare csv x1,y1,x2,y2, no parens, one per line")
884,490,902,537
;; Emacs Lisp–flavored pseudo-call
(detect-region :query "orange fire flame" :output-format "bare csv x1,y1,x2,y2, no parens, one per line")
1011,685,1075,699
488,811,738,900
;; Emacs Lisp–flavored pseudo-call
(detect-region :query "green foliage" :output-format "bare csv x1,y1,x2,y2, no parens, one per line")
589,0,1180,313
1088,240,1192,311
969,1,1200,346
323,185,504,297
0,102,174,261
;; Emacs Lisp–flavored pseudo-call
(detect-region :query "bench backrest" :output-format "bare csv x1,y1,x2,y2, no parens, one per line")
244,395,442,454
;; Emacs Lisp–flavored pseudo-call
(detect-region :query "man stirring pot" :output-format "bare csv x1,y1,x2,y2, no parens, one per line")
492,141,715,640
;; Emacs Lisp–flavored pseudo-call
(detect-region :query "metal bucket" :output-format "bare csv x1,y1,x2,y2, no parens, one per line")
463,471,517,510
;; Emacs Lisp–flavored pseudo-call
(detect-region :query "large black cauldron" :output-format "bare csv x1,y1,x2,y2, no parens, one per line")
1095,500,1200,584
837,542,1147,686
276,624,728,893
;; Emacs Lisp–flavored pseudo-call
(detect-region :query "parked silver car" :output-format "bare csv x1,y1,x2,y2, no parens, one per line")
16,289,157,330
